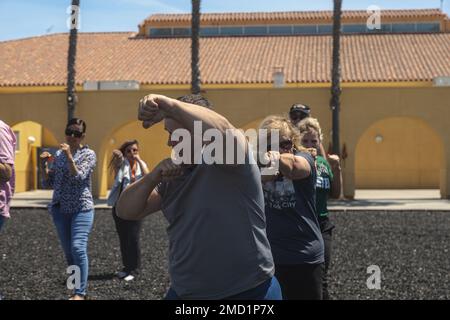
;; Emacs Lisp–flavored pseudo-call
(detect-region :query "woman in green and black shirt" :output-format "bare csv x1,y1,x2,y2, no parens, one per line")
298,117,342,300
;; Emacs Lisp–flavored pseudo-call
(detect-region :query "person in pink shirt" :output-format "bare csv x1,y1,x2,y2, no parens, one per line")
0,120,16,232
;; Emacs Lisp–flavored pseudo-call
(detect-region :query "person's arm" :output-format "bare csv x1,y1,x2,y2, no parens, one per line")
0,163,12,183
116,158,183,221
60,144,80,176
139,94,231,133
261,172,279,183
328,154,342,199
111,150,124,177
135,154,150,175
116,172,161,221
39,152,55,188
0,127,15,183
319,143,327,157
65,147,96,180
39,158,49,179
138,94,247,165
66,157,79,176
264,151,311,180
279,153,311,180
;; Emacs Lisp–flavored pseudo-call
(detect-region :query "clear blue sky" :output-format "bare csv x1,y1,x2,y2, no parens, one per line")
1,0,449,41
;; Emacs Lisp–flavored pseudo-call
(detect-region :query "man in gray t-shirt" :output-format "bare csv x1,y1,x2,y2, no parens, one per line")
116,94,279,300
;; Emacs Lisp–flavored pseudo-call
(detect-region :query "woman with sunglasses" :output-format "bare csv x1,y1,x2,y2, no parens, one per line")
40,118,96,300
259,115,324,300
107,140,148,281
298,117,341,300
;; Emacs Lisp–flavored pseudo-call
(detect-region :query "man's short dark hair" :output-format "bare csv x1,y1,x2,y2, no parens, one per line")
66,118,87,133
177,94,212,109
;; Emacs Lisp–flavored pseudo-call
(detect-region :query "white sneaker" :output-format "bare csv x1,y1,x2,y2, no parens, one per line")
116,271,128,279
124,274,135,282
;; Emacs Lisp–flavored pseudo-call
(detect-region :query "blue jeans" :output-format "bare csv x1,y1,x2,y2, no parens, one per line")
51,206,94,296
165,276,283,300
0,215,5,232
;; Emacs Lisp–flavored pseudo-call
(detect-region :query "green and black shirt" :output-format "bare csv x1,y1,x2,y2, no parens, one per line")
315,155,335,232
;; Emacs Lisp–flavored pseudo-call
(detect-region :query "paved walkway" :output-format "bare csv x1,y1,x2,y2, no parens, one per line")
10,189,450,211
11,190,109,209
327,189,450,211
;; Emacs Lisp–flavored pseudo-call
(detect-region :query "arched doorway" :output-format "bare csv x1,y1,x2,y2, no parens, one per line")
355,117,445,189
99,121,171,197
10,121,58,192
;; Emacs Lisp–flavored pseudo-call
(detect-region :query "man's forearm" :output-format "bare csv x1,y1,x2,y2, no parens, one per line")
159,96,248,164
158,97,233,134
116,170,160,220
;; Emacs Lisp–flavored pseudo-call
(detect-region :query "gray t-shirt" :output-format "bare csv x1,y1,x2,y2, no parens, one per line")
156,162,275,299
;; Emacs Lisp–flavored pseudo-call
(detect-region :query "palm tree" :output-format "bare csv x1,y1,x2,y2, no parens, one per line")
191,0,201,94
330,0,342,155
67,0,80,121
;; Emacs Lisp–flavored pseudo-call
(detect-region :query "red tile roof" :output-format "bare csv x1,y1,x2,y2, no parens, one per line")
1,32,449,87
144,9,446,24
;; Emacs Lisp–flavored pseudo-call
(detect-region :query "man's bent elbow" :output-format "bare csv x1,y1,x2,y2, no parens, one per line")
115,197,130,220
116,200,143,221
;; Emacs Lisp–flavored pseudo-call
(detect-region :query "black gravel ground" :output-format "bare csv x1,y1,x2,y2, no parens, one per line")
0,209,448,300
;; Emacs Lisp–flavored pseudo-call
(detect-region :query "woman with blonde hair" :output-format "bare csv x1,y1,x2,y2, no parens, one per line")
259,115,324,300
298,117,342,300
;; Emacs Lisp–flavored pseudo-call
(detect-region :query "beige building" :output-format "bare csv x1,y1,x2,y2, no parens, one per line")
1,9,449,198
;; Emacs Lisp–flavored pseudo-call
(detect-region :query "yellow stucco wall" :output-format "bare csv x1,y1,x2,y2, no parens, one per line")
42,127,59,147
339,87,450,198
355,117,443,188
11,121,41,192
1,85,449,198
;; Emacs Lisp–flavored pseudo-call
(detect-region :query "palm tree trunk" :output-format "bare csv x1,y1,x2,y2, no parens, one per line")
67,0,80,121
191,0,201,94
330,0,342,155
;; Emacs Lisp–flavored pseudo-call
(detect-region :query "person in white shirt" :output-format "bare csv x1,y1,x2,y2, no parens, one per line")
108,140,149,281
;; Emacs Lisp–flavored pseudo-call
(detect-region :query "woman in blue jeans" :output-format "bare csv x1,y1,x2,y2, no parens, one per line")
40,118,97,300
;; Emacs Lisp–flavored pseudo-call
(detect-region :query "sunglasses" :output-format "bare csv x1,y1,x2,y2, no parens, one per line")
268,139,293,151
126,148,138,154
65,128,83,138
